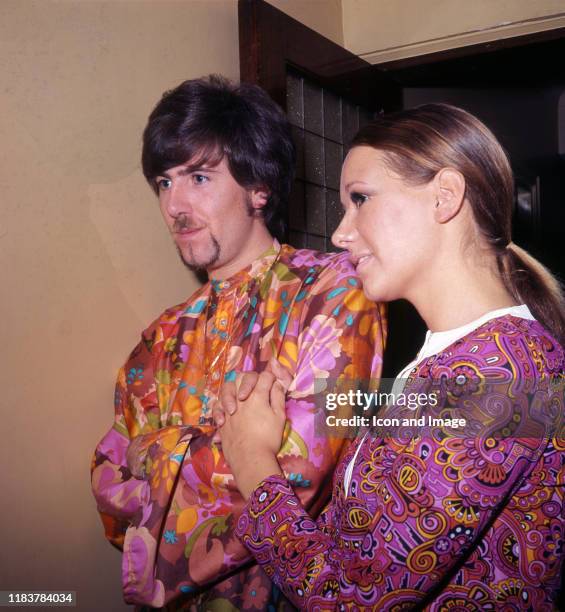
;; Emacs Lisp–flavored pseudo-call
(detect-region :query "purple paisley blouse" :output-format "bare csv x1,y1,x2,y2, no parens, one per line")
236,315,565,610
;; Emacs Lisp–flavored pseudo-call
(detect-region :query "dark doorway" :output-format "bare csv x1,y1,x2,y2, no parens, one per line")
387,33,565,284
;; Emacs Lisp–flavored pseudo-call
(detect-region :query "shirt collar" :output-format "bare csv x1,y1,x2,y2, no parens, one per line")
209,239,281,294
419,304,535,362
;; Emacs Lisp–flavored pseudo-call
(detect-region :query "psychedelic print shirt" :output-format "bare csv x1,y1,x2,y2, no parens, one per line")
91,240,386,609
236,315,565,611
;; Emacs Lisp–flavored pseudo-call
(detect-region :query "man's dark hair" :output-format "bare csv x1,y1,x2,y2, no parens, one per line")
142,75,295,240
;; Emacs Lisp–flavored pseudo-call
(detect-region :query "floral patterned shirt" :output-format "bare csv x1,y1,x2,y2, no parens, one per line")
236,315,565,611
91,240,386,609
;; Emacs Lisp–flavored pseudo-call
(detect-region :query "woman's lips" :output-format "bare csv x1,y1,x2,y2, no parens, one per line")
355,254,372,271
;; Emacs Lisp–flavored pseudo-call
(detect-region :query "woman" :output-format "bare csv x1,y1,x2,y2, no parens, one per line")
215,104,565,610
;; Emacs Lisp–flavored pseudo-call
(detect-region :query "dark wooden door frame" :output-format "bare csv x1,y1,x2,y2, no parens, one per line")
238,0,401,113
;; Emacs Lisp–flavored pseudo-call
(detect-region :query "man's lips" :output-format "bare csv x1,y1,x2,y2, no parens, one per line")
173,227,205,236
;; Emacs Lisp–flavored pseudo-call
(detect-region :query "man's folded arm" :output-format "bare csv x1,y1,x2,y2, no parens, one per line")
91,326,163,548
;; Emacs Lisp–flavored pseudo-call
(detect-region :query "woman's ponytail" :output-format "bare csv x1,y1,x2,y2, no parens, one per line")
499,243,565,345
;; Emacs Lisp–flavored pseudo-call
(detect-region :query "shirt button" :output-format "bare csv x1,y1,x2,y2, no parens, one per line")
219,318,227,327
211,372,220,381
222,281,231,289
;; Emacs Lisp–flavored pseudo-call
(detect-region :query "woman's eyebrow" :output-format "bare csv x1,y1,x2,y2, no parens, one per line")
344,180,370,190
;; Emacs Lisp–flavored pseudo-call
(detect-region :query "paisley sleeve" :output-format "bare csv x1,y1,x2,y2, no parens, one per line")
235,343,561,609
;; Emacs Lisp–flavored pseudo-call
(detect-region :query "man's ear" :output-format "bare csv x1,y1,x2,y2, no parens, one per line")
249,187,270,211
433,167,466,224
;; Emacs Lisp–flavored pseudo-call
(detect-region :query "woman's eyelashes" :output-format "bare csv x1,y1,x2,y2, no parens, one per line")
350,191,369,207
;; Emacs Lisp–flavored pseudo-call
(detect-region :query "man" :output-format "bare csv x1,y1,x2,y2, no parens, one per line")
91,75,386,610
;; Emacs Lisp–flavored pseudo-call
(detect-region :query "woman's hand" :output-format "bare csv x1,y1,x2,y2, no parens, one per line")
213,358,292,428
219,370,287,499
211,357,291,447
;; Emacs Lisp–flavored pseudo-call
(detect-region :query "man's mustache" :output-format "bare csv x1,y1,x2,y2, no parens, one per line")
173,214,200,232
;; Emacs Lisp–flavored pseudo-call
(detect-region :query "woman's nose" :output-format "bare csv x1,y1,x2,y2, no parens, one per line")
331,210,357,250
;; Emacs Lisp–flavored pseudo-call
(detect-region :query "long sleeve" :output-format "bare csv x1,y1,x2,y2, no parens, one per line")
236,436,553,609
235,331,564,610
91,319,192,548
91,324,154,547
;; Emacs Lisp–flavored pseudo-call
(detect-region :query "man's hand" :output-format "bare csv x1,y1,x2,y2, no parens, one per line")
219,371,287,499
126,436,148,479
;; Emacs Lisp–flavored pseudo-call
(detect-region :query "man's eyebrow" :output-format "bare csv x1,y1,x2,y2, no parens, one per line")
155,165,220,179
177,165,220,176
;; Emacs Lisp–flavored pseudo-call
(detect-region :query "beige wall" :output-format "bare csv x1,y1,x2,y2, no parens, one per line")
0,1,238,610
266,0,344,45
342,0,565,63
3,1,561,609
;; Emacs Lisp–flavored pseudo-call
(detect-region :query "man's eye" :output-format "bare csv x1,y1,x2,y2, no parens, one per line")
193,174,209,184
351,192,368,207
156,178,172,191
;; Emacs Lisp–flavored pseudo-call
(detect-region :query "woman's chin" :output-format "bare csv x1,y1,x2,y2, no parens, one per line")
360,282,399,304
361,284,384,303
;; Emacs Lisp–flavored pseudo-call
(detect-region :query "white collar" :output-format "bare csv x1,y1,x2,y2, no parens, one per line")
416,304,535,362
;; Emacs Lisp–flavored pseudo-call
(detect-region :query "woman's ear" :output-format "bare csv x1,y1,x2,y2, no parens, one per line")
433,168,466,224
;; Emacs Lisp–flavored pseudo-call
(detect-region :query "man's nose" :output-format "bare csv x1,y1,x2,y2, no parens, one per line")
163,183,192,218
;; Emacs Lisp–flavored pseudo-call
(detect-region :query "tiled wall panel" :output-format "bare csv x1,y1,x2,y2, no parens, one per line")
287,70,371,252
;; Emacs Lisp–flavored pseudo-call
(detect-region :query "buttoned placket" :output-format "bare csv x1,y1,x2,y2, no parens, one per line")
197,241,283,426
199,280,246,426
